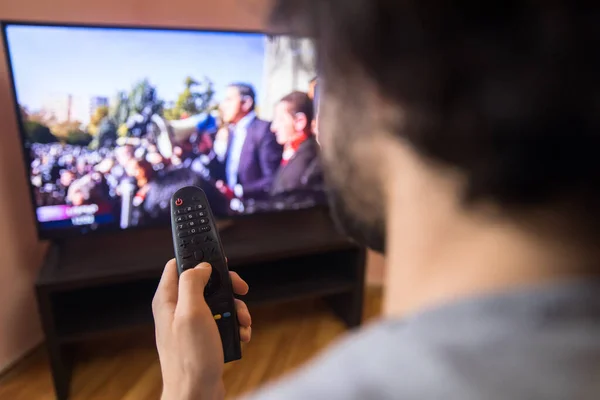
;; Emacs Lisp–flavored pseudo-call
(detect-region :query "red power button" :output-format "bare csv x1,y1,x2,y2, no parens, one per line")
175,198,184,206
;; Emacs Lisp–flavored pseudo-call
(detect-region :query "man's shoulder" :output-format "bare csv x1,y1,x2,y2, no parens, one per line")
245,321,428,400
292,137,322,175
245,282,600,400
299,135,319,157
249,117,272,137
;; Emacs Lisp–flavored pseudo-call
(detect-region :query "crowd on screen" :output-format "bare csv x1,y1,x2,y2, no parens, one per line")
29,81,324,225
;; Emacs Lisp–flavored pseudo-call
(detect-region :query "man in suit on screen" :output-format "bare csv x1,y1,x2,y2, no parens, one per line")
214,83,283,202
269,91,323,199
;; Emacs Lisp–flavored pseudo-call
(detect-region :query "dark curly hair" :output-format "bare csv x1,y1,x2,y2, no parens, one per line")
270,1,600,219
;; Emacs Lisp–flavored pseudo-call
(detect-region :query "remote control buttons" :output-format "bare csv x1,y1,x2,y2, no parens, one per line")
175,198,183,206
192,235,213,244
199,218,208,225
194,250,204,262
179,248,193,258
213,311,232,320
176,216,185,223
195,204,205,210
215,302,231,315
201,226,211,233
204,267,222,297
202,246,219,261
178,230,191,238
181,261,195,271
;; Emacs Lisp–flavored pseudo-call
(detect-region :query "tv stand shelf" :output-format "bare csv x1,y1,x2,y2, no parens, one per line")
36,209,366,400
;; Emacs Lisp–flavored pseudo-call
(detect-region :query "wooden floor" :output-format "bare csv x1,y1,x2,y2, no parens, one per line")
0,287,382,400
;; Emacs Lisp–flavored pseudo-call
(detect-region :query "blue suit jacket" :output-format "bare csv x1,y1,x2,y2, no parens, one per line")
221,117,283,199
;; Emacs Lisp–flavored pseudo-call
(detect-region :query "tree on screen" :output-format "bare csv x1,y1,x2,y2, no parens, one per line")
96,118,118,148
51,121,85,139
109,82,164,137
24,121,59,144
164,76,215,120
65,129,94,146
128,79,164,115
88,106,110,135
108,91,131,137
110,91,130,125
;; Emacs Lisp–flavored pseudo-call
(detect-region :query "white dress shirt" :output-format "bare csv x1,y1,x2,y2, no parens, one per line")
226,111,256,187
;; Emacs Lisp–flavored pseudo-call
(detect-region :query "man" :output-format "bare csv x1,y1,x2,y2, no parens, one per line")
142,167,231,224
66,172,111,207
269,91,323,198
153,2,600,400
112,144,135,183
214,83,283,200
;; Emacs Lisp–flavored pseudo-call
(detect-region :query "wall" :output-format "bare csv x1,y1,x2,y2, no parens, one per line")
0,0,384,372
0,22,46,372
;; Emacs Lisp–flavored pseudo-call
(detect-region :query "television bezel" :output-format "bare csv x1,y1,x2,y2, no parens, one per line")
1,20,325,241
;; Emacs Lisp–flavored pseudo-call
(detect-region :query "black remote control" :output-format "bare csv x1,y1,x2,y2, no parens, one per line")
170,186,242,363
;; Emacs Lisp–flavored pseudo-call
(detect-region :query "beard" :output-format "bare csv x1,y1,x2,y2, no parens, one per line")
317,82,387,254
322,157,386,254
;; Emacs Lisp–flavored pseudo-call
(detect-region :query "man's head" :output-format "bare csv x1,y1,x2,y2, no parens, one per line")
59,170,75,188
270,91,314,145
67,174,108,206
219,83,256,124
126,158,154,186
115,145,135,167
271,1,600,254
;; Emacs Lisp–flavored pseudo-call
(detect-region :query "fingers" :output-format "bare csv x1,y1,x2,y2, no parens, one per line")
230,271,249,296
235,299,251,327
177,263,212,314
240,326,252,343
236,299,251,343
152,259,179,320
226,256,249,296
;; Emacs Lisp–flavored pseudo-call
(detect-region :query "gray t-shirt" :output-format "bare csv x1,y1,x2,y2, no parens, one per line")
246,280,600,399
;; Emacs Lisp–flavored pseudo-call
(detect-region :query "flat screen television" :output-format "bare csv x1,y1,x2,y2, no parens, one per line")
2,22,324,239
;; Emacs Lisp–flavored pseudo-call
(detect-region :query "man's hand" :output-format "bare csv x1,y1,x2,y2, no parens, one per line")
153,259,252,400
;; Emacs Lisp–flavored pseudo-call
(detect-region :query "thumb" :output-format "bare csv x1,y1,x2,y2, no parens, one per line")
177,263,212,313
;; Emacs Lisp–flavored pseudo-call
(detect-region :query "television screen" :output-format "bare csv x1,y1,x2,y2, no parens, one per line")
3,23,324,238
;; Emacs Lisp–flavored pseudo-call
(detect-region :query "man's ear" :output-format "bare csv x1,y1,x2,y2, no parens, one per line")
241,95,254,113
294,112,308,132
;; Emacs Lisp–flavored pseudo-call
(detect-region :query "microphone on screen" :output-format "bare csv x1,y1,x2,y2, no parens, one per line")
119,177,137,229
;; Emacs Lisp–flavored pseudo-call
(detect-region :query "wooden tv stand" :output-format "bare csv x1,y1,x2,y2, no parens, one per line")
35,208,366,400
